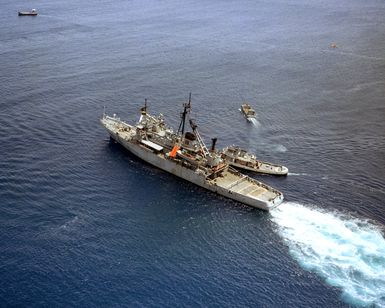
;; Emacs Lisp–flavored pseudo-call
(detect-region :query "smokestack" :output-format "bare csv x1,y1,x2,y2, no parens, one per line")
211,138,217,151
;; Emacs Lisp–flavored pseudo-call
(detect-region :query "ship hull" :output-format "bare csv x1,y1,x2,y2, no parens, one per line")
18,12,38,16
103,121,282,211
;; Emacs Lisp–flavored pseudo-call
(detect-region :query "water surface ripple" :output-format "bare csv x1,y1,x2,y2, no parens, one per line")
1,0,384,306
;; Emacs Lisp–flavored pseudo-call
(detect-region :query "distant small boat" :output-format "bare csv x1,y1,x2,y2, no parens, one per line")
18,9,38,16
240,103,256,121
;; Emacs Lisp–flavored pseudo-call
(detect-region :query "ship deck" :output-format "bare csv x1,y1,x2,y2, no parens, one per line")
211,170,279,202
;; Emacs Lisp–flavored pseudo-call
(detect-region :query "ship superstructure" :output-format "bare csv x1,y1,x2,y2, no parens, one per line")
100,96,284,211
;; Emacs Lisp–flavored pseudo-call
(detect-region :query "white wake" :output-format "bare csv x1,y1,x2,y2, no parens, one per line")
287,172,308,176
271,202,385,307
248,118,261,127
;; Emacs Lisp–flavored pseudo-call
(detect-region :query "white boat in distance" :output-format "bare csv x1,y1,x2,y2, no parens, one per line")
18,9,37,16
100,96,284,211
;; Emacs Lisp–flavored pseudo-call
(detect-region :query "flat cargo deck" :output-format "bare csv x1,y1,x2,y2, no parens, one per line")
211,169,279,203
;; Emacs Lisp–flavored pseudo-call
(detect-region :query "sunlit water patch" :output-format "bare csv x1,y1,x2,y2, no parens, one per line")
256,143,287,153
271,202,385,307
273,144,287,153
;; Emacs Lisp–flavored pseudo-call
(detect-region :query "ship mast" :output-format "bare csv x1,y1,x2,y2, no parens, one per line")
141,98,148,115
138,98,148,123
177,93,192,136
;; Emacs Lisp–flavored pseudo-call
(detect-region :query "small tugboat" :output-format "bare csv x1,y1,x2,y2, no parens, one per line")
221,146,288,176
100,95,284,211
18,9,38,16
240,103,256,121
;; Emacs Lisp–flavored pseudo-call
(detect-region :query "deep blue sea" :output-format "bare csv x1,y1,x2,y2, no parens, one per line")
1,0,385,306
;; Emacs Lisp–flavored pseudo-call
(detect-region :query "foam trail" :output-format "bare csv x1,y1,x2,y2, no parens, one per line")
271,202,385,307
287,172,308,176
249,118,261,127
273,144,287,153
259,143,287,153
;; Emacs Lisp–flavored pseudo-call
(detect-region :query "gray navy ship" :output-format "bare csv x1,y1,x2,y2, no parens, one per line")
100,95,284,211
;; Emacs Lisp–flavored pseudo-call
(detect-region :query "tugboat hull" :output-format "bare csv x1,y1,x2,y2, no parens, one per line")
221,146,289,176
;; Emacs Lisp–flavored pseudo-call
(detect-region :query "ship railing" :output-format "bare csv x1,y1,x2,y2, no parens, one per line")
225,175,247,190
228,166,242,175
104,114,120,121
227,167,280,191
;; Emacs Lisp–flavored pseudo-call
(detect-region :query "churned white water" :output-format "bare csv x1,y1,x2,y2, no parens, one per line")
271,202,385,307
287,173,308,176
249,118,261,127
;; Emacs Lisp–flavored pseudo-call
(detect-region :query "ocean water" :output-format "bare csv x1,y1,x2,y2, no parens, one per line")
1,0,385,306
